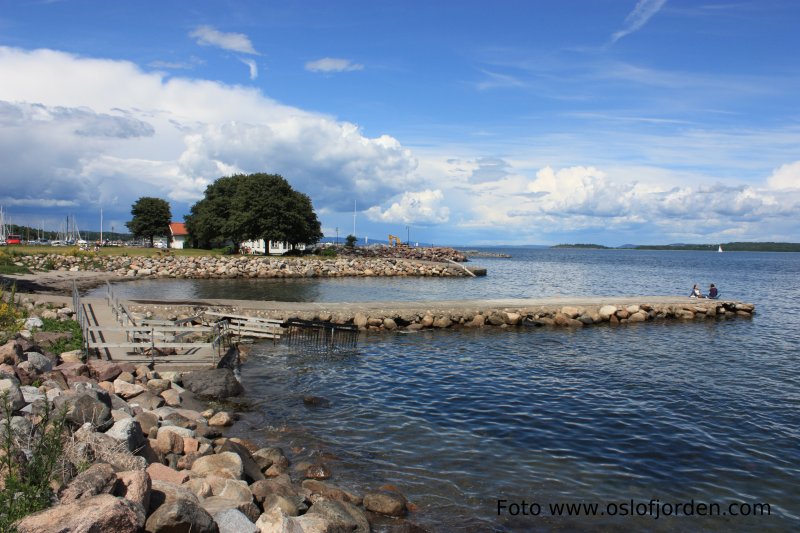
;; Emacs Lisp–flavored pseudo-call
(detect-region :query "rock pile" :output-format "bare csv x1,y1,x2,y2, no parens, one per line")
17,254,469,280
1,301,423,532
337,245,467,263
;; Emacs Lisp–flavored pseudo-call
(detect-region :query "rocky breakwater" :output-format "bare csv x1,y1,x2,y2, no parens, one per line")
18,253,471,280
1,300,424,532
131,299,755,334
338,245,467,262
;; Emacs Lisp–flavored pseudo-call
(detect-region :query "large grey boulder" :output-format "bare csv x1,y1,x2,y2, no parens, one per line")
55,389,114,430
0,378,26,412
182,368,243,399
105,417,145,452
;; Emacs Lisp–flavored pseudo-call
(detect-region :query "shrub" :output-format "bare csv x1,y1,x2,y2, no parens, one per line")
0,393,68,531
0,285,23,343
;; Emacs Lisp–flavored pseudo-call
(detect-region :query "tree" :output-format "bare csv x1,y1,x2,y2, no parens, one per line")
345,234,357,248
125,197,171,248
185,173,323,252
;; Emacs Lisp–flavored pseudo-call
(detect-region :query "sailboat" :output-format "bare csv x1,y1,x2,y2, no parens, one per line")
718,245,723,253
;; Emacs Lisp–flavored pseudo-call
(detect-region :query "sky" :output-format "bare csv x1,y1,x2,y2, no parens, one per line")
0,0,798,246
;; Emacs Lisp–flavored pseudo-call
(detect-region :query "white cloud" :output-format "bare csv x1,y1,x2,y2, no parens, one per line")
366,190,450,224
767,161,800,190
305,57,364,73
190,25,258,55
0,46,417,221
611,0,668,43
239,58,258,80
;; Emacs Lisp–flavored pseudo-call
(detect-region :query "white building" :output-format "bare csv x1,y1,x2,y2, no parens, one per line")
240,239,306,255
169,223,188,249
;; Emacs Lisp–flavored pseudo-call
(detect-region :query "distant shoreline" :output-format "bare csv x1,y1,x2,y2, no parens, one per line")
553,242,800,252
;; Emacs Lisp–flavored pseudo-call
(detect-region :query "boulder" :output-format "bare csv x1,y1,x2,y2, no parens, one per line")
208,411,235,427
15,493,145,533
301,480,362,505
114,469,152,509
105,417,145,452
55,390,113,430
146,463,190,485
128,391,165,410
58,462,117,503
304,464,331,480
181,368,243,399
156,427,185,455
363,489,407,517
160,388,182,407
145,497,218,533
0,340,22,365
213,509,258,533
146,378,171,396
191,451,244,479
114,379,147,399
252,447,289,472
23,352,54,374
23,317,43,330
218,440,265,483
87,360,125,382
307,499,370,533
598,305,618,320
148,480,199,512
0,378,26,412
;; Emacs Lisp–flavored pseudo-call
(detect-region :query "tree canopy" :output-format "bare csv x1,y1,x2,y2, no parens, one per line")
185,173,323,252
125,197,171,247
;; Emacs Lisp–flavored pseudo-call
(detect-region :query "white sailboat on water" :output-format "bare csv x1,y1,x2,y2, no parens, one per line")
718,244,723,253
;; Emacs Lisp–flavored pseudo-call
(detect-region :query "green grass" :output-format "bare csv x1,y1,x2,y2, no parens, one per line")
9,245,222,258
39,318,83,353
0,252,30,275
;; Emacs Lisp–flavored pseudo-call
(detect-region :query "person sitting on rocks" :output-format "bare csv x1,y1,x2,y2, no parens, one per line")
689,284,702,298
708,283,719,299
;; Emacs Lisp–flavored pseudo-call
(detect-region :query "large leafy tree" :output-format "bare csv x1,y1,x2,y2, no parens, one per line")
125,197,171,247
185,173,323,252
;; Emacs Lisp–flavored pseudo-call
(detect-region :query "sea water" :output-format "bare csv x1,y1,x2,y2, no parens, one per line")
94,249,800,531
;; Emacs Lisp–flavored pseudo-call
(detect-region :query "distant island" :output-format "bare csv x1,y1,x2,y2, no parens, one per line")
552,243,610,249
552,242,800,252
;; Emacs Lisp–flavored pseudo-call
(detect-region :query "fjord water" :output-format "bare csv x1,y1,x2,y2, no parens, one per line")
99,249,800,530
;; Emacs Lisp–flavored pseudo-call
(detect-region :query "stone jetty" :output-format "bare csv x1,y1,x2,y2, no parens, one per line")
1,296,423,533
128,296,755,332
15,253,476,279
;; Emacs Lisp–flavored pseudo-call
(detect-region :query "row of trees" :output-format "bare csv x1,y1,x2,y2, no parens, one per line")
126,173,322,251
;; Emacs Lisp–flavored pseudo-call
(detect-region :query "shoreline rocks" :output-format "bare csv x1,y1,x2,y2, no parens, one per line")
2,297,426,533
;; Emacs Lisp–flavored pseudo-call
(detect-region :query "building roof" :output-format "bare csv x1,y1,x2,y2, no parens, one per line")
169,222,188,236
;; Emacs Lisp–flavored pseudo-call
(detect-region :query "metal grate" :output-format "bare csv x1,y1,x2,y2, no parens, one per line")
285,319,359,353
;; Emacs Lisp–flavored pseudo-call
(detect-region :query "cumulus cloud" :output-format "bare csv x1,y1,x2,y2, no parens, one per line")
305,57,364,73
366,190,450,224
767,161,800,190
0,46,417,224
190,25,258,54
611,0,668,43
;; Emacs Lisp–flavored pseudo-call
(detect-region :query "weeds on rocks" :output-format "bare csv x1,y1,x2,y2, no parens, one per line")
0,285,23,344
0,393,69,532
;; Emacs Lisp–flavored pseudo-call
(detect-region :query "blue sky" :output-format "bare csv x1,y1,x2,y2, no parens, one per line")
1,0,798,246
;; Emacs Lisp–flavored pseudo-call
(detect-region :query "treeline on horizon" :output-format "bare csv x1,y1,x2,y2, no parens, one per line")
3,224,130,242
553,242,800,252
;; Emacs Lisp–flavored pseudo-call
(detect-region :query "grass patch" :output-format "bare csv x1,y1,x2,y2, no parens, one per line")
10,245,221,258
39,318,83,353
0,252,29,275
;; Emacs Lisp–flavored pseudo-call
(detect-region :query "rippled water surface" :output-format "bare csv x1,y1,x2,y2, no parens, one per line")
97,249,800,531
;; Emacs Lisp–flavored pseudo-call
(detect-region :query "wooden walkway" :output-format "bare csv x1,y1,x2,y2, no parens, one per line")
73,284,227,370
